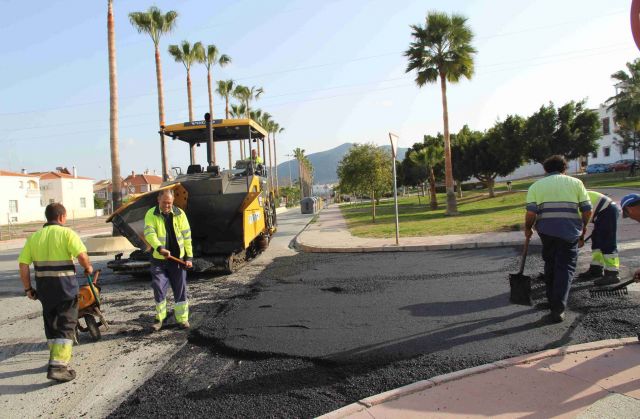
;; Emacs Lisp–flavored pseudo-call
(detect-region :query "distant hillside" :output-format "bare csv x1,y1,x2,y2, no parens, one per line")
276,143,409,185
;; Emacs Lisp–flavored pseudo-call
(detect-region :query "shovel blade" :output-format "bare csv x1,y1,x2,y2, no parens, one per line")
509,274,533,306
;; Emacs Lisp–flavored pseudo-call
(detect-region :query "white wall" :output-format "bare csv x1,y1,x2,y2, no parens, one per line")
0,176,44,225
588,104,637,165
40,177,95,219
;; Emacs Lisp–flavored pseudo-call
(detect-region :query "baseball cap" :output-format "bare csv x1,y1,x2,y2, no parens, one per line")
621,193,640,217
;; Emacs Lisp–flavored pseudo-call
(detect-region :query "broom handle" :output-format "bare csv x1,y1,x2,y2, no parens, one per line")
519,236,530,275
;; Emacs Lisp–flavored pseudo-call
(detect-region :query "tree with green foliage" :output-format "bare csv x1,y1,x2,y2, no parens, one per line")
129,6,178,181
468,116,525,197
523,100,600,164
405,11,477,215
409,135,444,210
607,59,640,166
337,144,393,222
451,126,477,198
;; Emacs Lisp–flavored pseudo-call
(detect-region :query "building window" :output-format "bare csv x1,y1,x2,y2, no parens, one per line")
28,180,37,190
621,144,630,154
602,117,610,135
80,197,86,208
49,199,55,204
604,146,611,157
592,150,598,158
19,181,24,189
8,200,18,213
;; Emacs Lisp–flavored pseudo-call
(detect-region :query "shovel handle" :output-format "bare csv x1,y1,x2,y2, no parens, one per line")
166,255,188,267
518,236,530,275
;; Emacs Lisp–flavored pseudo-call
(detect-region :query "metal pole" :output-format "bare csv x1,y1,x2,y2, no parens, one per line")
389,133,400,245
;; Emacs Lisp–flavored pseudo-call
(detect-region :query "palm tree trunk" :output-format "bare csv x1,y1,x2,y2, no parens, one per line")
107,0,121,232
207,69,216,164
225,96,232,170
371,190,376,222
187,69,196,165
154,45,169,181
429,168,438,210
439,72,458,215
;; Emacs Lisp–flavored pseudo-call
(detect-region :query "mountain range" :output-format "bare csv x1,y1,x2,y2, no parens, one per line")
276,143,409,185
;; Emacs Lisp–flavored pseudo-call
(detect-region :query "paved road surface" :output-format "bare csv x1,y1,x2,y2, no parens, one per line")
111,235,640,417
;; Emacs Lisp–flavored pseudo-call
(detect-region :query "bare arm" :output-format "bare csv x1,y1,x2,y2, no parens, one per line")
524,211,537,239
581,210,592,237
19,263,37,300
77,252,94,275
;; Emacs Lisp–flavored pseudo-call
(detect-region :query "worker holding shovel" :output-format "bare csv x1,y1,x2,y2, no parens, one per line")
524,155,592,323
576,190,621,286
144,189,193,331
621,193,640,282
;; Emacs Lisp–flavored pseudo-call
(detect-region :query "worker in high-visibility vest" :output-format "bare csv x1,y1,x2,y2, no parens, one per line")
250,148,264,165
18,203,93,382
525,155,592,323
621,193,640,282
144,189,193,331
576,190,621,285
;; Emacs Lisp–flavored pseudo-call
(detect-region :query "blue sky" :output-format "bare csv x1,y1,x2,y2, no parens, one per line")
0,0,637,180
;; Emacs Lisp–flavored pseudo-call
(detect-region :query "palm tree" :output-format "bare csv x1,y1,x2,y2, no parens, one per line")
608,59,640,163
216,79,235,168
168,40,204,165
233,85,264,116
201,45,231,165
405,11,476,215
293,147,306,197
107,0,122,223
129,6,178,181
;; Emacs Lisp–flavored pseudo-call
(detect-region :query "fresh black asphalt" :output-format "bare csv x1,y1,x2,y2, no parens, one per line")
110,248,640,418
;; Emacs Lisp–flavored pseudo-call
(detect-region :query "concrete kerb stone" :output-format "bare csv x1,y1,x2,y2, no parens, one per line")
320,337,639,419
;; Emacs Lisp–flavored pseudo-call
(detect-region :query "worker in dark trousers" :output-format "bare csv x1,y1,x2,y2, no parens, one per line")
144,189,193,331
576,190,621,285
525,155,592,323
620,193,640,282
18,203,93,382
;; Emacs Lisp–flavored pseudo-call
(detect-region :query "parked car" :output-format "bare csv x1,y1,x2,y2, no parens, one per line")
608,159,639,172
585,164,611,174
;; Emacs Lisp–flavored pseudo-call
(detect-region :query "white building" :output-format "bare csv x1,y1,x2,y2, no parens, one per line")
588,104,638,165
0,170,44,225
36,169,95,219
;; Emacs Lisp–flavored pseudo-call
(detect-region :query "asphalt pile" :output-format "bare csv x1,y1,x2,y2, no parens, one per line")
110,250,640,418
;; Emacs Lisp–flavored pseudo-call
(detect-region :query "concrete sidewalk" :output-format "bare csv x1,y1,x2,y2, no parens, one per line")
321,338,640,418
296,204,640,253
296,205,541,252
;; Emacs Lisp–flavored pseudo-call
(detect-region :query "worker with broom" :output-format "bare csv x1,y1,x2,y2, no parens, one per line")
575,190,621,286
18,203,94,382
525,155,592,323
144,189,193,331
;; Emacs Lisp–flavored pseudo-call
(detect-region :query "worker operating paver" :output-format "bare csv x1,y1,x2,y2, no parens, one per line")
576,190,621,285
17,203,94,382
144,189,193,331
525,155,592,323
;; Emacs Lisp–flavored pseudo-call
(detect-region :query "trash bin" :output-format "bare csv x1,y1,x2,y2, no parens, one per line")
301,197,315,214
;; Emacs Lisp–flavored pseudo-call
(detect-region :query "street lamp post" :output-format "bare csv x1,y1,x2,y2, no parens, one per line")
389,132,400,246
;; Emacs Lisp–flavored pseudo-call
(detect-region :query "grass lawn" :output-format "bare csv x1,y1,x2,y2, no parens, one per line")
341,191,525,238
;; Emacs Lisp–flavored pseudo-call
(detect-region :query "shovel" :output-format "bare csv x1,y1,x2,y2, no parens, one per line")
509,236,533,306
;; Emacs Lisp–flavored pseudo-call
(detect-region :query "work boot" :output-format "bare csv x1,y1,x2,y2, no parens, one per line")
47,366,76,382
179,321,190,330
151,319,163,332
541,311,565,324
576,265,603,282
594,271,620,286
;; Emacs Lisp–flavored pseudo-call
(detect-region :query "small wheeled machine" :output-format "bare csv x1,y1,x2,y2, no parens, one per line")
75,270,109,341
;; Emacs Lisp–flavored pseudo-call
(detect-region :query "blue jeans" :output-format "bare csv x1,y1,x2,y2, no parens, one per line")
539,233,578,314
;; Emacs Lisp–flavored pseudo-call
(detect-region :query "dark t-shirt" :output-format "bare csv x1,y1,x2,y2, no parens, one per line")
162,212,180,258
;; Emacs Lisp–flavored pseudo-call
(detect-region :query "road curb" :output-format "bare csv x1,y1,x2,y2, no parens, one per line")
318,337,639,418
295,239,544,253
